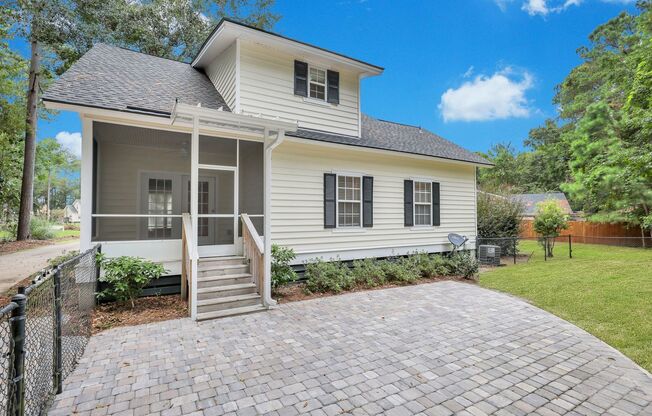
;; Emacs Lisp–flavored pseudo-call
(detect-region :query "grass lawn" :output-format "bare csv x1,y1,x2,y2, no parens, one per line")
53,229,80,239
480,240,652,373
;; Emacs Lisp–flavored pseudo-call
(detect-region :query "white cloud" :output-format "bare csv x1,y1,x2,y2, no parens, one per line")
439,69,534,122
55,131,81,159
496,0,631,15
522,0,550,15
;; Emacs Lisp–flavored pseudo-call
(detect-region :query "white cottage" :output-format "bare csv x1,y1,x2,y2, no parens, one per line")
43,19,491,320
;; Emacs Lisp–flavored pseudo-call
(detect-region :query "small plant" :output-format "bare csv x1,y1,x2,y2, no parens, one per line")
48,250,80,267
413,252,452,277
447,252,479,279
271,244,298,290
533,200,569,257
96,253,167,308
351,258,387,287
381,257,421,284
29,217,55,240
304,259,353,293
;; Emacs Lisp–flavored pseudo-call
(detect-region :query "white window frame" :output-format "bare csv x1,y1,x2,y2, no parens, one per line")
413,180,432,227
308,65,327,101
335,174,363,228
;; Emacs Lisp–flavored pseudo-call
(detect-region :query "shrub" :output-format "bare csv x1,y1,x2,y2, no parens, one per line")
412,252,452,277
381,257,420,284
271,244,298,290
96,254,167,308
48,250,79,267
477,192,524,255
533,200,569,257
304,259,353,293
447,252,479,279
29,217,55,240
351,258,387,287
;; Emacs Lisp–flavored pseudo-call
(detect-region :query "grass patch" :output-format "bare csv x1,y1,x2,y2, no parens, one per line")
53,229,80,239
480,240,652,373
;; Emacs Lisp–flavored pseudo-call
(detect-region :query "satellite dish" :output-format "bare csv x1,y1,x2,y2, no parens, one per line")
448,233,468,254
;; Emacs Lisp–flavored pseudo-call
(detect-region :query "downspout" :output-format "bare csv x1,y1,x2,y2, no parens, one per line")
263,128,285,307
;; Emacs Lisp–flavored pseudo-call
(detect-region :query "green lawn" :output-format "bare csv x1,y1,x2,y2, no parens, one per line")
480,240,652,373
53,229,80,239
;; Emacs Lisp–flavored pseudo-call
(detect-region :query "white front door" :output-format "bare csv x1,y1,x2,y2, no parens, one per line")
185,168,237,257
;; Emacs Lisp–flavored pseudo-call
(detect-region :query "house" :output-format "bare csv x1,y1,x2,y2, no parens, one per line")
63,199,81,223
43,19,491,320
510,192,573,219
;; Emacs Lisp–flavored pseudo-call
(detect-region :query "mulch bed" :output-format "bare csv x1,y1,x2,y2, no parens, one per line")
92,295,188,334
273,276,475,304
0,239,51,255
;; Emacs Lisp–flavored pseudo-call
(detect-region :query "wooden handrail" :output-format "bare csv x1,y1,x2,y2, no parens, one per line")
241,214,265,300
181,213,197,316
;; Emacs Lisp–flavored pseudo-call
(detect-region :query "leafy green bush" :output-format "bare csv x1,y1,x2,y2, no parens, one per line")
96,254,167,308
351,258,387,287
447,252,479,279
271,244,298,290
412,252,452,277
29,217,55,240
304,259,353,293
534,200,570,257
477,191,524,255
381,257,421,284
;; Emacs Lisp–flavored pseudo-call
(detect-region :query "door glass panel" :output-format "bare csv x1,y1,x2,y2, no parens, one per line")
198,218,234,246
199,136,236,166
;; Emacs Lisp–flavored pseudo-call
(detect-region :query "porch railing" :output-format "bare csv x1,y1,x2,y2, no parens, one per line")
241,214,265,299
181,213,197,317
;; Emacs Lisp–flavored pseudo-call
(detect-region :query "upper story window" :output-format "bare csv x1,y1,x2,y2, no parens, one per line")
294,60,339,105
309,67,326,100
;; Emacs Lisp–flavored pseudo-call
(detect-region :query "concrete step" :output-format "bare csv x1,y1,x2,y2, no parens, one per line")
197,283,257,300
197,293,262,314
196,304,267,321
198,263,249,278
197,273,253,289
199,256,247,268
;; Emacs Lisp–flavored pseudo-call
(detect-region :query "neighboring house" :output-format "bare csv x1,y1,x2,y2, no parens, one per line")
43,19,491,320
510,192,573,219
63,199,81,223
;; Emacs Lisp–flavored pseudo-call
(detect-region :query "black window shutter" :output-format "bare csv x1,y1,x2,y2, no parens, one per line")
324,173,336,228
432,182,441,226
294,60,308,97
362,176,373,227
404,180,414,227
327,70,339,104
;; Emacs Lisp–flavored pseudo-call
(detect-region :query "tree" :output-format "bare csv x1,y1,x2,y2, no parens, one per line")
533,200,569,257
6,0,279,239
476,192,524,255
34,138,78,220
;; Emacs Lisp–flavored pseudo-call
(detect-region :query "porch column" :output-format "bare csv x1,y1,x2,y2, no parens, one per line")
80,116,93,251
190,116,199,319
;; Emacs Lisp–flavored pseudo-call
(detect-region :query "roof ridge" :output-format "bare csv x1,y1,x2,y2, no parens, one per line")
94,42,191,65
363,114,421,129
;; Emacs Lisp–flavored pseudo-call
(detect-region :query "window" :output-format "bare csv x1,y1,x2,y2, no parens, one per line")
309,66,326,100
414,181,432,226
147,178,173,238
337,175,361,227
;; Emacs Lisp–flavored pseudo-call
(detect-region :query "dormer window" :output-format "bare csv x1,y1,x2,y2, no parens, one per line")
309,67,326,100
294,60,339,105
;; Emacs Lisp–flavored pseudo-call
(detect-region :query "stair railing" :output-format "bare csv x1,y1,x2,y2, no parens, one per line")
181,213,198,318
241,214,265,299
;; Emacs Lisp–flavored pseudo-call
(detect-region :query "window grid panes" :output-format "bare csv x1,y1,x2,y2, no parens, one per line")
414,181,432,226
337,175,361,227
309,67,326,100
148,178,173,238
187,181,210,237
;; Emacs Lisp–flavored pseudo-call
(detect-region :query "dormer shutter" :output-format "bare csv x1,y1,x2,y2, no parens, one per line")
294,60,308,97
327,70,339,104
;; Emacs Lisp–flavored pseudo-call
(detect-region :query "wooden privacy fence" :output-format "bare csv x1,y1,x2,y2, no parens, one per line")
520,220,649,247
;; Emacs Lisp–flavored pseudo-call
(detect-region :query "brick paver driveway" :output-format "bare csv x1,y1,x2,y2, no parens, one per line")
49,282,652,416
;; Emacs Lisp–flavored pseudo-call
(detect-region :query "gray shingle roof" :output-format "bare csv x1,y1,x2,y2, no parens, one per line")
43,43,229,115
510,192,573,216
287,115,491,165
44,44,490,165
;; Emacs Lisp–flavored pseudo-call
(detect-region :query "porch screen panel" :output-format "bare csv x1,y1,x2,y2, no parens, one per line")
196,168,235,246
238,140,264,237
92,122,190,241
199,136,237,166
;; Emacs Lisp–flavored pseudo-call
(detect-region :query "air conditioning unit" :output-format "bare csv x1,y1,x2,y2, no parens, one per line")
478,245,501,266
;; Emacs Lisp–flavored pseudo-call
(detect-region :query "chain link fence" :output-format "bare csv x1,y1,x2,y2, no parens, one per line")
0,245,100,416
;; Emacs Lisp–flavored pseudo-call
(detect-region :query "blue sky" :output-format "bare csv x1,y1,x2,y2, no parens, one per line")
16,0,638,156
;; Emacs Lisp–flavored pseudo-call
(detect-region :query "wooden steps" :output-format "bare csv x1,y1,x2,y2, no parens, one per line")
195,256,265,320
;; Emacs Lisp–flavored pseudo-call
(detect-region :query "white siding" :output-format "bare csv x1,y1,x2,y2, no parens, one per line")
205,42,237,111
271,141,478,263
239,41,360,137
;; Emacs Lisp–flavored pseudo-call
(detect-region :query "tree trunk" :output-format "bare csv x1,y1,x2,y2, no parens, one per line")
47,170,51,222
16,39,41,240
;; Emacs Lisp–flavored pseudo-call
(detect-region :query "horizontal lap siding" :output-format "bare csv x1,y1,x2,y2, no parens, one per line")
239,41,359,136
206,43,237,111
271,141,477,256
